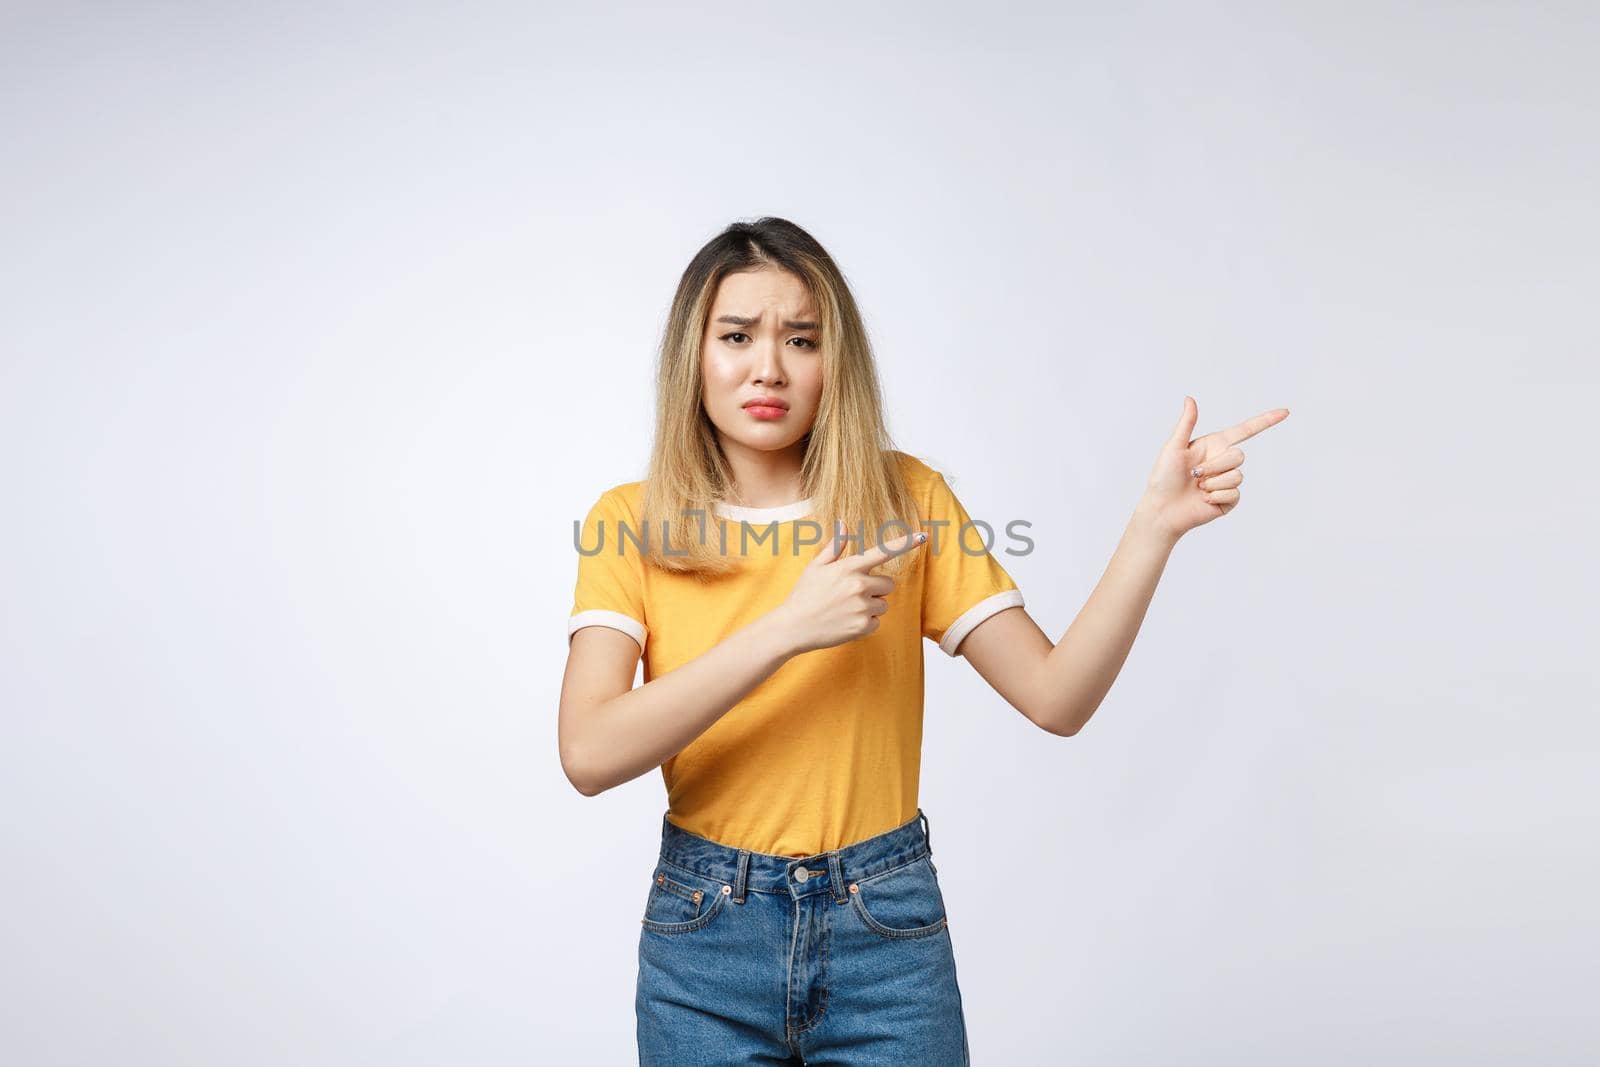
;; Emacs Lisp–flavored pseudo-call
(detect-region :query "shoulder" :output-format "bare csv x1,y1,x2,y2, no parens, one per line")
595,483,643,511
589,479,646,516
889,451,993,526
888,449,941,489
887,449,956,506
608,480,646,513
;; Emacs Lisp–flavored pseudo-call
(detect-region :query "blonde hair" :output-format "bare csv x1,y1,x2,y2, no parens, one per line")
640,217,921,580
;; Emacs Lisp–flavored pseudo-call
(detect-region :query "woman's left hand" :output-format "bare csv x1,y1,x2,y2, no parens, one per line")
1141,396,1290,541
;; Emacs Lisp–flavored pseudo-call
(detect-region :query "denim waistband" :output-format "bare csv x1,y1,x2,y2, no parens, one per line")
656,808,934,904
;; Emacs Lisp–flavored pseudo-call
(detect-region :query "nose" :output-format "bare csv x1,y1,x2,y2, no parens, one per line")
752,343,787,387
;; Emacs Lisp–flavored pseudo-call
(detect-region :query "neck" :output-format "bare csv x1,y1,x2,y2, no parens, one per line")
719,436,808,506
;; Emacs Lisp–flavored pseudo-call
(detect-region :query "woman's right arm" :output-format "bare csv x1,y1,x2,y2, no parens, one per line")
558,525,926,796
557,612,799,796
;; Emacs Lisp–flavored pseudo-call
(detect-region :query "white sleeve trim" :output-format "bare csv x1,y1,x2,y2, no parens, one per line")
568,609,647,653
937,589,1025,656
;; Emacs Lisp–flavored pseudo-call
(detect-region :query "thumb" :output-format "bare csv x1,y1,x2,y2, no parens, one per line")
812,518,848,564
1170,395,1198,445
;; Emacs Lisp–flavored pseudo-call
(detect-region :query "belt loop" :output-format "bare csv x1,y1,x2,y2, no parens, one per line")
733,849,750,904
919,808,931,855
827,850,847,904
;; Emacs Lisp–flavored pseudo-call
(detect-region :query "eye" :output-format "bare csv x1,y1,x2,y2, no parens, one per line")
719,332,818,348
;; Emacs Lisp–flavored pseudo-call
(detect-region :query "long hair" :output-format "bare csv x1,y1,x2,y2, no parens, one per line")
640,217,921,579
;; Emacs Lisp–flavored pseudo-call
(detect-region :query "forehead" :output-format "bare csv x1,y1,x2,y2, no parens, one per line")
710,269,816,315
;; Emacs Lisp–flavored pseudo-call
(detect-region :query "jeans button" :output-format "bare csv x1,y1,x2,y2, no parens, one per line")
794,866,810,883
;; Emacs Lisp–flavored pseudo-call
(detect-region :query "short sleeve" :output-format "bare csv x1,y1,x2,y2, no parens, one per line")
920,472,1025,656
568,489,648,653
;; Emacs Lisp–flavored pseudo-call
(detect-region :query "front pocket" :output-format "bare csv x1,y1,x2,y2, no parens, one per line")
640,864,730,935
847,855,949,940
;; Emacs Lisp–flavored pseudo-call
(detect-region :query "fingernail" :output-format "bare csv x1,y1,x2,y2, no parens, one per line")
1190,467,1202,478
915,532,928,544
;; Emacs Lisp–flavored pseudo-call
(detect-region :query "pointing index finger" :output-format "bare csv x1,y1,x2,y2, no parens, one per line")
841,528,927,570
1217,407,1290,448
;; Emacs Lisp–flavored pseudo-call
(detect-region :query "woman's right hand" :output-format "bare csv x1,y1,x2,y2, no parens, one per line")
773,520,928,655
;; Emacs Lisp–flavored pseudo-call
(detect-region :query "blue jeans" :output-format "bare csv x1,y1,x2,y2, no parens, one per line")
636,807,971,1065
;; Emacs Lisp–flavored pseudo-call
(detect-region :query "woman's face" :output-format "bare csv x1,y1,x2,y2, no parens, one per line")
700,268,823,458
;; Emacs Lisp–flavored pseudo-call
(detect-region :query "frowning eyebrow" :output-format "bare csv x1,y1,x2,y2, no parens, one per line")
714,314,819,330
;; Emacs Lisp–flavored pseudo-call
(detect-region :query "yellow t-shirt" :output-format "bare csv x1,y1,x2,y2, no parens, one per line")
567,450,1024,857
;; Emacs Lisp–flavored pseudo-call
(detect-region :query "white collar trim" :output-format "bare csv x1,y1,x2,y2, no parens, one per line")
712,497,815,523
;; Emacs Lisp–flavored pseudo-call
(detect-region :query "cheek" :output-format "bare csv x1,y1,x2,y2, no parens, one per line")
700,350,740,395
796,363,824,407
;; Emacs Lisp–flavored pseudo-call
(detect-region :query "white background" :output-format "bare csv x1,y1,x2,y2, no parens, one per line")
4,2,1596,1063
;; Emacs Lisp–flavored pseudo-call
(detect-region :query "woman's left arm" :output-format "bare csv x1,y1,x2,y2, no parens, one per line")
960,397,1290,737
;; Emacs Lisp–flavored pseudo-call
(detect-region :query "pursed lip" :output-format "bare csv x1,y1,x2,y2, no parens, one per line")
742,396,790,410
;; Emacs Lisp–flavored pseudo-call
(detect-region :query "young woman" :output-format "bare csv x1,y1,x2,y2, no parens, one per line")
559,217,1288,1065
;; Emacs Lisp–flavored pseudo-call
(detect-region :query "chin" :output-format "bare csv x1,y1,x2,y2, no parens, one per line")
720,423,807,451
741,433,805,452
